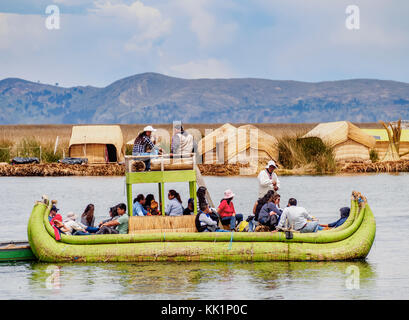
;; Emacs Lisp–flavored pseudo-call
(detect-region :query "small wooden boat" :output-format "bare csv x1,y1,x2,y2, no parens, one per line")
0,241,35,262
27,191,376,263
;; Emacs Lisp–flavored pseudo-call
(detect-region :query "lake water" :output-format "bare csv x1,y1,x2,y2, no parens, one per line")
0,174,409,299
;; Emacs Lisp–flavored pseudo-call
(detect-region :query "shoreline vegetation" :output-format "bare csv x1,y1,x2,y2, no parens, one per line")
1,122,408,177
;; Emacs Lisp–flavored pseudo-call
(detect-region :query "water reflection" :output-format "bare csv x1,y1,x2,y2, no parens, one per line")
25,261,375,299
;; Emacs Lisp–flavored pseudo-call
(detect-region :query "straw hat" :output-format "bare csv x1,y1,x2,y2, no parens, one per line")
223,189,235,199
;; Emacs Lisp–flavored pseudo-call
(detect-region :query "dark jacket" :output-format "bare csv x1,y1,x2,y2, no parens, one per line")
328,207,350,228
258,202,282,224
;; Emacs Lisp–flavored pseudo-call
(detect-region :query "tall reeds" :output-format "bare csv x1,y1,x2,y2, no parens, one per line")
277,134,336,174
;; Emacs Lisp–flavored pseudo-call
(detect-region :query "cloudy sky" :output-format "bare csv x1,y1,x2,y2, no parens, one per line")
1,0,408,87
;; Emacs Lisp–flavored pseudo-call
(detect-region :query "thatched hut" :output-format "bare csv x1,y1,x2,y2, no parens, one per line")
362,129,409,160
197,123,278,169
303,121,376,162
69,125,125,163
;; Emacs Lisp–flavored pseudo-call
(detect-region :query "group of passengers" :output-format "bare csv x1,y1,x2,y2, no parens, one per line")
132,190,194,217
48,203,129,237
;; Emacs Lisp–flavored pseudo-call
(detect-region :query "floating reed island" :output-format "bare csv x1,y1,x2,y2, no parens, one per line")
1,121,409,176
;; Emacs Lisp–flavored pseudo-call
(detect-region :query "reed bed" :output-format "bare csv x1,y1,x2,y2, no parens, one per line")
340,160,409,173
0,163,125,176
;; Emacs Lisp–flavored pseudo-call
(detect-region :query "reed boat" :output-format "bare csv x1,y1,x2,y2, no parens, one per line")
0,241,35,262
27,191,376,262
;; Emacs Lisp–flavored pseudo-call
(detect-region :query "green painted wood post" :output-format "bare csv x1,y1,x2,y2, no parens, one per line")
189,180,197,215
126,182,133,216
158,182,165,216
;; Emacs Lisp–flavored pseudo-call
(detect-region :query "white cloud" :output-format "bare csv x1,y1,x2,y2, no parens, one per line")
176,0,238,48
90,0,172,52
168,58,235,79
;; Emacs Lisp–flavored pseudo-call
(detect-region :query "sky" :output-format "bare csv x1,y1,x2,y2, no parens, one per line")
0,0,409,87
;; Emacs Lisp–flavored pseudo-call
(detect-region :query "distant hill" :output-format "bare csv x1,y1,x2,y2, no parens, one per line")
1,72,409,124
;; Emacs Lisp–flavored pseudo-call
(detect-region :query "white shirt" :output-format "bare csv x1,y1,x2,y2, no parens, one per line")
257,169,280,197
277,206,314,231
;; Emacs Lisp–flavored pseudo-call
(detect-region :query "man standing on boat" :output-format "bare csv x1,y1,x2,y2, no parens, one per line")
257,160,280,197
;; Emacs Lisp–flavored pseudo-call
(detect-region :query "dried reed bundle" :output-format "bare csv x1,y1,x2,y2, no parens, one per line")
129,215,196,233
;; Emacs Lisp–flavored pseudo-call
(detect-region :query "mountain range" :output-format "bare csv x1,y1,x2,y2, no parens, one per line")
1,72,409,124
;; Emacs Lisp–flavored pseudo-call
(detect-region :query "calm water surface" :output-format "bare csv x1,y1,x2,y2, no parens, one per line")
0,174,408,299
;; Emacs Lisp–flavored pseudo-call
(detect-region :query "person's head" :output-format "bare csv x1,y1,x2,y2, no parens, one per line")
222,189,235,203
288,198,297,207
66,212,77,221
197,186,207,199
116,203,127,215
143,125,156,137
145,194,155,207
272,194,281,204
82,204,95,224
168,190,182,203
266,160,278,173
340,207,350,218
49,206,59,217
134,194,145,205
109,206,118,218
174,124,184,134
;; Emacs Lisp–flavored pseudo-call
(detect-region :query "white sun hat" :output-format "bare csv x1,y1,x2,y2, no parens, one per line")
265,160,278,169
143,125,157,132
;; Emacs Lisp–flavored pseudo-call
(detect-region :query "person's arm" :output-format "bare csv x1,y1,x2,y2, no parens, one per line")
274,174,280,190
102,219,120,227
217,201,225,216
258,171,274,187
199,213,217,226
71,221,86,232
269,203,281,216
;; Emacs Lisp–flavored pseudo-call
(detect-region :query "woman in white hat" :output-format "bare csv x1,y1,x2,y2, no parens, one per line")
257,160,280,198
63,212,90,236
132,125,164,171
216,189,243,231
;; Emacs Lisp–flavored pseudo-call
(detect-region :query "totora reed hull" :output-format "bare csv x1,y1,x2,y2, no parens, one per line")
27,192,376,263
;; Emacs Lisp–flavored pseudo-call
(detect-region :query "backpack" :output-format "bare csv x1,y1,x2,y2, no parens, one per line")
195,212,207,232
237,220,249,232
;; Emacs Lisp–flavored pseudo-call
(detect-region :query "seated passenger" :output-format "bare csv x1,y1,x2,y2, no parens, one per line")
276,198,323,233
217,189,243,231
195,204,229,232
98,203,128,234
258,193,282,231
165,190,184,216
80,204,99,233
320,207,350,229
183,198,195,215
64,212,91,235
48,205,62,225
96,206,120,234
133,194,147,216
248,190,275,232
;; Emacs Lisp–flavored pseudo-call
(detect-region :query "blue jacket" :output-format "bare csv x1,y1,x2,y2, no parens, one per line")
133,202,147,216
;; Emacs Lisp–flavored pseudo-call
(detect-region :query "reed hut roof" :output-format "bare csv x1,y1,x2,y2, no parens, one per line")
69,125,124,161
197,123,278,161
303,121,376,148
362,129,409,142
